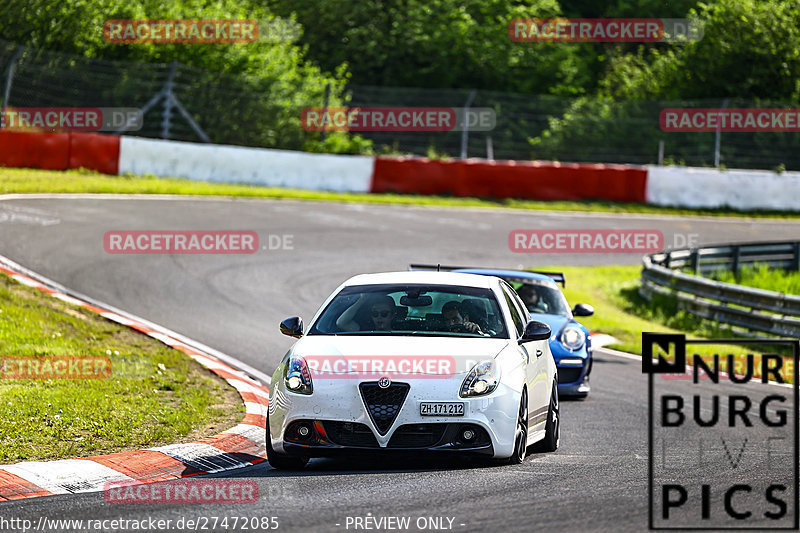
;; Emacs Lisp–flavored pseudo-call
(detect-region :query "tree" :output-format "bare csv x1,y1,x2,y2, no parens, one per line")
600,0,800,100
266,0,588,95
0,0,367,153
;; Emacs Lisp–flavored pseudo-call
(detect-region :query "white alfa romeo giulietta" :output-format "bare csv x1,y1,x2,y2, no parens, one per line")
267,271,559,469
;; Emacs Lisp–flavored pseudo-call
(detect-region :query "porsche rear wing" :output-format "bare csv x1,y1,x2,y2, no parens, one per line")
408,263,566,287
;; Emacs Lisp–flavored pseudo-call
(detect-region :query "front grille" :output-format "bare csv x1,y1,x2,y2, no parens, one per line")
322,421,379,447
359,382,410,435
388,424,447,448
558,366,584,384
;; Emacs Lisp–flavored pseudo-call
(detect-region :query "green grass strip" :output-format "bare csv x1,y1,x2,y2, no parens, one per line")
0,272,244,463
2,167,799,219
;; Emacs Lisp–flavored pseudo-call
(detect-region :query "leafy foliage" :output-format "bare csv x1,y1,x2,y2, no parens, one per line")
531,0,800,167
0,0,366,152
266,0,589,95
600,0,800,100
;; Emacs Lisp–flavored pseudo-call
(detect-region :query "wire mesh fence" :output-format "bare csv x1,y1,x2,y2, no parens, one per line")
2,38,799,170
349,85,800,169
0,40,310,150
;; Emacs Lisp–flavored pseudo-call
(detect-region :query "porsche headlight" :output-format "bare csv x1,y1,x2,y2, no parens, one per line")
561,326,586,351
284,355,313,395
460,360,500,398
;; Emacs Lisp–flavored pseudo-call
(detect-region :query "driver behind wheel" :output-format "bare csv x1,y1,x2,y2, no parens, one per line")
517,284,549,314
441,300,483,334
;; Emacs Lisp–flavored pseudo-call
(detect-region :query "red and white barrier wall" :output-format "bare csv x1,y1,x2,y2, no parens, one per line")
2,130,799,211
0,130,120,175
371,157,647,203
119,136,376,192
645,165,800,211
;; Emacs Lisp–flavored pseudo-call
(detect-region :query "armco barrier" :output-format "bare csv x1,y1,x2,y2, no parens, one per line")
372,156,648,202
640,241,800,337
0,130,120,174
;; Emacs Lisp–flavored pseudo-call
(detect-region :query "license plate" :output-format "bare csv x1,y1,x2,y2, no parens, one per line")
420,402,464,416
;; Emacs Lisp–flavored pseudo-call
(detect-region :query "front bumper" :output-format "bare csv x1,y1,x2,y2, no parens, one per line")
269,377,518,459
555,355,591,396
282,420,494,457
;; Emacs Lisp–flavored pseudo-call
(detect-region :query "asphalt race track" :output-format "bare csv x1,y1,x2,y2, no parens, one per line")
1,195,799,532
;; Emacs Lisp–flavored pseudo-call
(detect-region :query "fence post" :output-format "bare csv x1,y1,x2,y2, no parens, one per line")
161,61,178,139
792,242,800,272
320,82,330,142
713,97,730,167
690,248,699,275
460,89,476,159
2,46,24,120
731,245,740,277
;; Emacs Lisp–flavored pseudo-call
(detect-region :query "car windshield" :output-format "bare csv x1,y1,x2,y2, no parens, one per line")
512,281,571,317
308,284,508,338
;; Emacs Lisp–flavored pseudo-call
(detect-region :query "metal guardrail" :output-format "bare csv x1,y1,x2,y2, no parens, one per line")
640,241,800,338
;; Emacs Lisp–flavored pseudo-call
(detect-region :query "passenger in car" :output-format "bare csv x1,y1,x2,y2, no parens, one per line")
336,294,397,331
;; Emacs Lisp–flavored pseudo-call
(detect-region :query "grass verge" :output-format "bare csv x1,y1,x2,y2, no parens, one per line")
2,166,800,219
548,264,796,382
707,264,800,295
0,272,244,463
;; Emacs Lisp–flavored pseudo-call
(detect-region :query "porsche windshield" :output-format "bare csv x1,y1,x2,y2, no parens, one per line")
308,284,508,338
513,281,571,317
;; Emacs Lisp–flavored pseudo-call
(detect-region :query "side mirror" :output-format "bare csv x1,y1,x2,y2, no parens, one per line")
519,320,551,343
572,303,594,317
280,316,303,338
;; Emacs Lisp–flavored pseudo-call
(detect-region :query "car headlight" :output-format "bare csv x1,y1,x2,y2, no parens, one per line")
560,326,586,351
460,360,500,398
284,355,313,395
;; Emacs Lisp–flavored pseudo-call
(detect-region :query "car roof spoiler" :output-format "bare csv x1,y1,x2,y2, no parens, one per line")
408,263,566,287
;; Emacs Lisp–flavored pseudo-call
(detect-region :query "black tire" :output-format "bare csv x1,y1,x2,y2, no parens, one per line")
533,381,560,453
505,390,529,465
265,414,308,470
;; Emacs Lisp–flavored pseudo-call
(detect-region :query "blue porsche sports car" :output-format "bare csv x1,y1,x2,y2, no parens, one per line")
409,265,594,398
